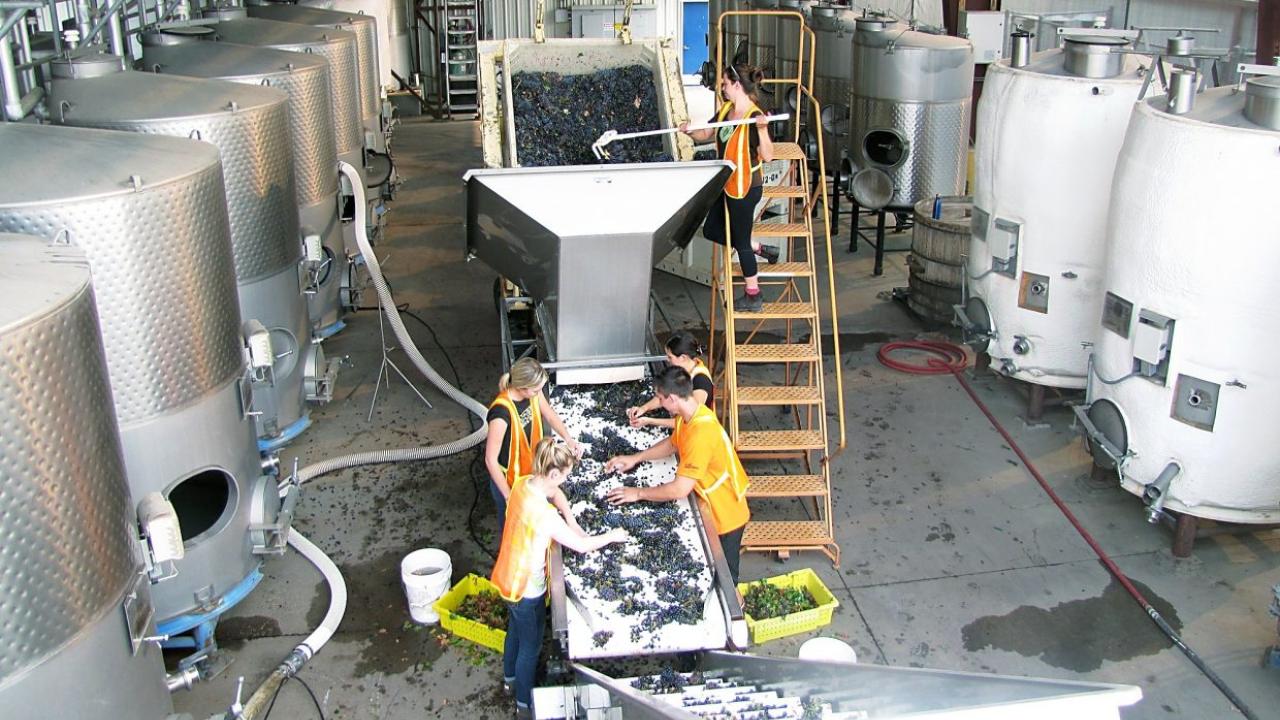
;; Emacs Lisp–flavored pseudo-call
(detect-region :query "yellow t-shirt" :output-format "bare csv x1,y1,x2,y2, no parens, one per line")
673,405,750,534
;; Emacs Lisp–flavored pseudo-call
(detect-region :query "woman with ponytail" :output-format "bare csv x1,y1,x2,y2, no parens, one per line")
626,330,715,427
491,438,627,718
678,61,776,313
485,357,581,528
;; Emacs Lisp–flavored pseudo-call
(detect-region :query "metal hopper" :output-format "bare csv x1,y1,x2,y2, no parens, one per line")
468,37,729,382
465,161,730,383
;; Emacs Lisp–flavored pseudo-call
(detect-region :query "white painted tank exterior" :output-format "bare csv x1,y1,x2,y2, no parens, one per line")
1091,88,1280,523
968,49,1151,389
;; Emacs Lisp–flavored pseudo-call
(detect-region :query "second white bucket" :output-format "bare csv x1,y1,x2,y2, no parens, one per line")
401,548,452,624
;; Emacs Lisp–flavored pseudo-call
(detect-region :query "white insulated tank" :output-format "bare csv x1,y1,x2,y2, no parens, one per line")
0,235,172,720
967,41,1152,389
1086,77,1280,523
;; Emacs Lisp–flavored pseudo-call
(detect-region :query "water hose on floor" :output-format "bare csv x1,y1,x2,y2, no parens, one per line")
293,162,490,486
877,340,1259,720
238,165,491,718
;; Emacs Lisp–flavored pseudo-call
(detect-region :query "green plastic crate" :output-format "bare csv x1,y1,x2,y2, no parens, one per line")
433,573,507,652
737,568,840,644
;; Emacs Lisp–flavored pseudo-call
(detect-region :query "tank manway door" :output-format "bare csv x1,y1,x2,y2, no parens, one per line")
464,161,732,383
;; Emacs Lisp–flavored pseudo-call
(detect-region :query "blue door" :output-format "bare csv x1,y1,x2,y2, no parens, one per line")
682,1,709,74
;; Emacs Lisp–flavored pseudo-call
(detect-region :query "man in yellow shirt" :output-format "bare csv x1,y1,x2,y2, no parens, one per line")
605,366,750,583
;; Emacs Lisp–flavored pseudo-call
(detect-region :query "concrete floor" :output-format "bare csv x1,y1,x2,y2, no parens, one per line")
171,118,1280,719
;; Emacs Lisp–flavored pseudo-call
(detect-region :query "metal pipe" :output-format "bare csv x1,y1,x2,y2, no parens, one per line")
165,667,201,693
15,12,32,90
1010,30,1031,68
1167,68,1197,114
84,0,127,47
1142,461,1183,524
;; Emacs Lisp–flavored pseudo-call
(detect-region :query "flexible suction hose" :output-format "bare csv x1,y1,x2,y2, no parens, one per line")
878,340,1259,720
238,164,492,717
294,162,490,486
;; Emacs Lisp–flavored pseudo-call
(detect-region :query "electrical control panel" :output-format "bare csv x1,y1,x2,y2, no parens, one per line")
1132,309,1174,382
989,217,1021,277
961,10,1007,64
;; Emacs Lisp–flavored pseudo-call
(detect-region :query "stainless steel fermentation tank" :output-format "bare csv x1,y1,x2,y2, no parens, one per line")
811,2,858,174
245,1,386,156
0,235,172,720
140,30,347,348
198,11,371,311
0,123,287,658
748,0,780,78
848,14,974,209
47,53,319,451
775,0,815,83
471,39,731,383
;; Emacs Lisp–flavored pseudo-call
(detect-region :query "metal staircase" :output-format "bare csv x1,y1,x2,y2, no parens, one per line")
708,10,844,566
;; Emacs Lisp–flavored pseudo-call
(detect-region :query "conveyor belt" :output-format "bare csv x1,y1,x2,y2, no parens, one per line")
549,384,742,659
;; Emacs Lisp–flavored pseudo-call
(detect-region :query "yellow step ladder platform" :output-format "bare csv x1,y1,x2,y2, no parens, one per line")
708,10,845,566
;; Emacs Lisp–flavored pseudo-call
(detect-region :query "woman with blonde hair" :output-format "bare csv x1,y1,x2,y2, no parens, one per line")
492,438,626,717
485,357,581,527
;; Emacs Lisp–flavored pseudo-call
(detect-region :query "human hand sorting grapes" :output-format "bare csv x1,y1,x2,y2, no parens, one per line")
604,454,637,474
605,486,641,505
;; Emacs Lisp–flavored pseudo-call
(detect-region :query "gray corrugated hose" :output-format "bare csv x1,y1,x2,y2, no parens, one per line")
294,162,490,486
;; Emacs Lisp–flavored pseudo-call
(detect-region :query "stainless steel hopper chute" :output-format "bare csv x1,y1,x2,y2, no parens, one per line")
465,161,731,384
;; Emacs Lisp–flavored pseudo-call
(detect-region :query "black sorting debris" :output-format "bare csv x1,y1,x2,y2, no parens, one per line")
512,65,668,166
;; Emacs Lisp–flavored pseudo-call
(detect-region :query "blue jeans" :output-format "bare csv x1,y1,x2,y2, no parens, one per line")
490,480,508,526
503,593,546,709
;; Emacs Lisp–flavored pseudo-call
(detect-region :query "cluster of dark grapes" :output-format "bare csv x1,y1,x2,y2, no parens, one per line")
510,66,668,167
582,380,654,421
574,563,642,602
580,426,641,463
630,667,693,694
591,630,613,648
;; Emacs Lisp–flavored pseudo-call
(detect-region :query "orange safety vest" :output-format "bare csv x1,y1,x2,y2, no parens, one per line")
489,391,544,488
716,102,764,200
673,405,750,534
689,359,714,408
491,475,555,602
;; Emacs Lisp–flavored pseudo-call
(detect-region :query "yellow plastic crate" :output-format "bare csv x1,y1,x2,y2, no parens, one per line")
433,573,507,652
737,568,839,644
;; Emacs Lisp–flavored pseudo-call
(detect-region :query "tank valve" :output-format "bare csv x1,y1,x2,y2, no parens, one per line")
1142,461,1183,523
1012,336,1031,355
260,453,280,476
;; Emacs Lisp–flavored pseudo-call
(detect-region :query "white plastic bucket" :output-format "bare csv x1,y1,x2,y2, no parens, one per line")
798,637,857,664
401,548,452,624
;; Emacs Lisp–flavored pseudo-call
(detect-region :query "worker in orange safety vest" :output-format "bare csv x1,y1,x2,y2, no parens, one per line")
485,357,582,536
491,438,627,717
604,365,750,583
677,60,777,314
626,330,716,428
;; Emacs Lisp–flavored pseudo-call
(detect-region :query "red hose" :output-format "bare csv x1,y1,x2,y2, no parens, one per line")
878,340,1258,720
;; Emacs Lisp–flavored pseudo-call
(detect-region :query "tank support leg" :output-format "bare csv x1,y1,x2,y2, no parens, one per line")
1172,512,1198,558
1091,462,1112,485
848,201,861,252
874,210,887,276
1026,384,1046,422
830,167,841,229
975,351,990,374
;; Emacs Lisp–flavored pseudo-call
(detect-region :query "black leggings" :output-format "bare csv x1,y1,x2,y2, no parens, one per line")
720,525,745,585
703,185,763,279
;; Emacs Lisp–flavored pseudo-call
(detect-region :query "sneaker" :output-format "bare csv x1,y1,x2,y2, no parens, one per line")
502,678,515,697
734,291,764,313
515,703,533,720
755,243,780,264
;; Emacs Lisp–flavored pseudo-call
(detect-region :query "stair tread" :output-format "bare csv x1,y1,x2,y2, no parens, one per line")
742,519,833,547
726,301,817,319
748,474,828,497
771,142,806,161
736,385,822,404
731,261,812,277
753,222,809,237
762,185,807,198
734,342,819,362
737,429,825,450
